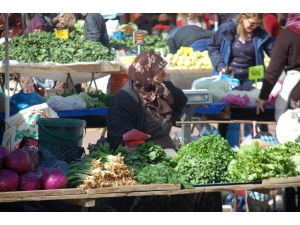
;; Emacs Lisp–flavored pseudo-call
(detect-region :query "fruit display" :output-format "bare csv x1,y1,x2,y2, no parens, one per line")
167,47,213,70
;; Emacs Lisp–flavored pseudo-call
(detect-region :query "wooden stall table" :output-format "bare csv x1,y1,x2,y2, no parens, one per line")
0,177,300,211
0,60,121,94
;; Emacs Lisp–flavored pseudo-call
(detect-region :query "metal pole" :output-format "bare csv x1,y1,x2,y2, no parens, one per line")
214,14,218,31
4,13,10,131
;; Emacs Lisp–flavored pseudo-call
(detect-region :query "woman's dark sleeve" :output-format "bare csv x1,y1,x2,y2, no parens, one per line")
164,81,188,124
106,90,138,150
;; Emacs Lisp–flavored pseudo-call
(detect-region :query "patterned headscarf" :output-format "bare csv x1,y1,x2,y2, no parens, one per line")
23,18,44,35
128,50,174,120
285,13,300,37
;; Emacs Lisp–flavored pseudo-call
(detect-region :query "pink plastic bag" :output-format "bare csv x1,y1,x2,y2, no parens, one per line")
220,94,250,106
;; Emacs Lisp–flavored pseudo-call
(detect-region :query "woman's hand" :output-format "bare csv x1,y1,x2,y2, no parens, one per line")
256,99,268,115
219,66,232,75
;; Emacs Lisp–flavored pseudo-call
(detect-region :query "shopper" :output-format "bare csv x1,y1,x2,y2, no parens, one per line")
207,13,275,138
52,13,77,31
166,24,214,54
83,13,110,49
133,13,152,34
264,13,280,38
207,13,275,89
257,13,300,122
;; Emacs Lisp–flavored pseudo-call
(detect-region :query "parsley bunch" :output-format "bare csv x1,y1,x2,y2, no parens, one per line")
171,135,236,185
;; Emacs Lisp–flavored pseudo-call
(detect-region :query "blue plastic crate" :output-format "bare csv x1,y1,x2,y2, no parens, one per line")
193,102,229,115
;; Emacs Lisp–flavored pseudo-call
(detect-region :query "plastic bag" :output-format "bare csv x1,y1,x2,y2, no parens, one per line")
276,109,300,143
220,94,250,106
10,90,45,114
32,77,55,89
46,95,86,110
218,74,241,91
2,103,58,151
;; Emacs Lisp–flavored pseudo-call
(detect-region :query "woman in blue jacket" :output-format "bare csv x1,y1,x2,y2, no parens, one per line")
207,13,275,89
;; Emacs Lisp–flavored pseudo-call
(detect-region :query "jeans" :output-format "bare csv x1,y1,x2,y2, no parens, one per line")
189,39,211,52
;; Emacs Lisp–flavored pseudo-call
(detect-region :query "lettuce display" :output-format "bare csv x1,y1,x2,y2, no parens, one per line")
226,141,300,182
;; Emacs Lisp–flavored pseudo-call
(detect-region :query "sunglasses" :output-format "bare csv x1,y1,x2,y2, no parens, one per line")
243,14,261,27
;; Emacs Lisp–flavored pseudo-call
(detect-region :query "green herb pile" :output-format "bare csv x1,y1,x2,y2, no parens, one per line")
109,35,169,55
0,31,115,63
226,141,300,183
171,135,236,185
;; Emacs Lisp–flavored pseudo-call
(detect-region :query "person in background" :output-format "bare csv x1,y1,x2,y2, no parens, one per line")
133,13,152,34
151,13,171,27
207,13,217,30
176,13,187,26
208,13,275,89
166,24,214,54
257,13,300,122
264,13,280,38
83,13,110,49
21,13,55,33
207,13,275,138
52,13,77,32
185,13,208,29
0,13,23,38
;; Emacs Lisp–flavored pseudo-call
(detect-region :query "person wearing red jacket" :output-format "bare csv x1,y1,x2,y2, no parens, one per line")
264,13,280,38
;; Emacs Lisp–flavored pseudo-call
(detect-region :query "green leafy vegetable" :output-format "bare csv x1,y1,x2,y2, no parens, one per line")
226,141,300,183
171,135,236,185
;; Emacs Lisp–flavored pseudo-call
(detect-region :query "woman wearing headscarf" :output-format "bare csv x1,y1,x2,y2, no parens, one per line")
106,50,187,151
23,17,44,35
106,50,222,212
257,13,300,122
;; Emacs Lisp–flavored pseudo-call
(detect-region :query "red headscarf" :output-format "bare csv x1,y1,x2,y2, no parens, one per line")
128,50,174,120
23,18,44,35
285,13,300,37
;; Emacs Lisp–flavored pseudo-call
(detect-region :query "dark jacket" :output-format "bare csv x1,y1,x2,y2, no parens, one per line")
83,13,110,49
166,25,214,54
134,15,152,34
106,80,187,151
207,19,275,74
259,28,300,101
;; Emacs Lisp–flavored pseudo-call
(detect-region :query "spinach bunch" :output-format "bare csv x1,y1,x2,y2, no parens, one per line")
226,141,300,183
114,142,167,175
171,135,236,185
0,31,115,63
137,162,194,189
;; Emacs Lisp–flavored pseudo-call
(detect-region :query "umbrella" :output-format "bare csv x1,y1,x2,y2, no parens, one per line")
3,13,10,131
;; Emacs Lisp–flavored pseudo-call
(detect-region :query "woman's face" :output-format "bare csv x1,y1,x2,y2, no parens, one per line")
242,14,261,33
153,68,167,83
34,25,44,33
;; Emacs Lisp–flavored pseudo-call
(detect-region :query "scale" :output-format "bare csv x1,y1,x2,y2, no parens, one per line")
180,89,212,145
133,30,146,54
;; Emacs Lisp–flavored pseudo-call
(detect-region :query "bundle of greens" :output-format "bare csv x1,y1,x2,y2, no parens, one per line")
67,148,136,189
226,141,300,183
137,162,193,189
114,142,167,175
171,135,236,185
0,31,115,63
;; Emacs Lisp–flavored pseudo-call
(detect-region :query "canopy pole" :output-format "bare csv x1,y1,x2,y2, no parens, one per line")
4,13,10,131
